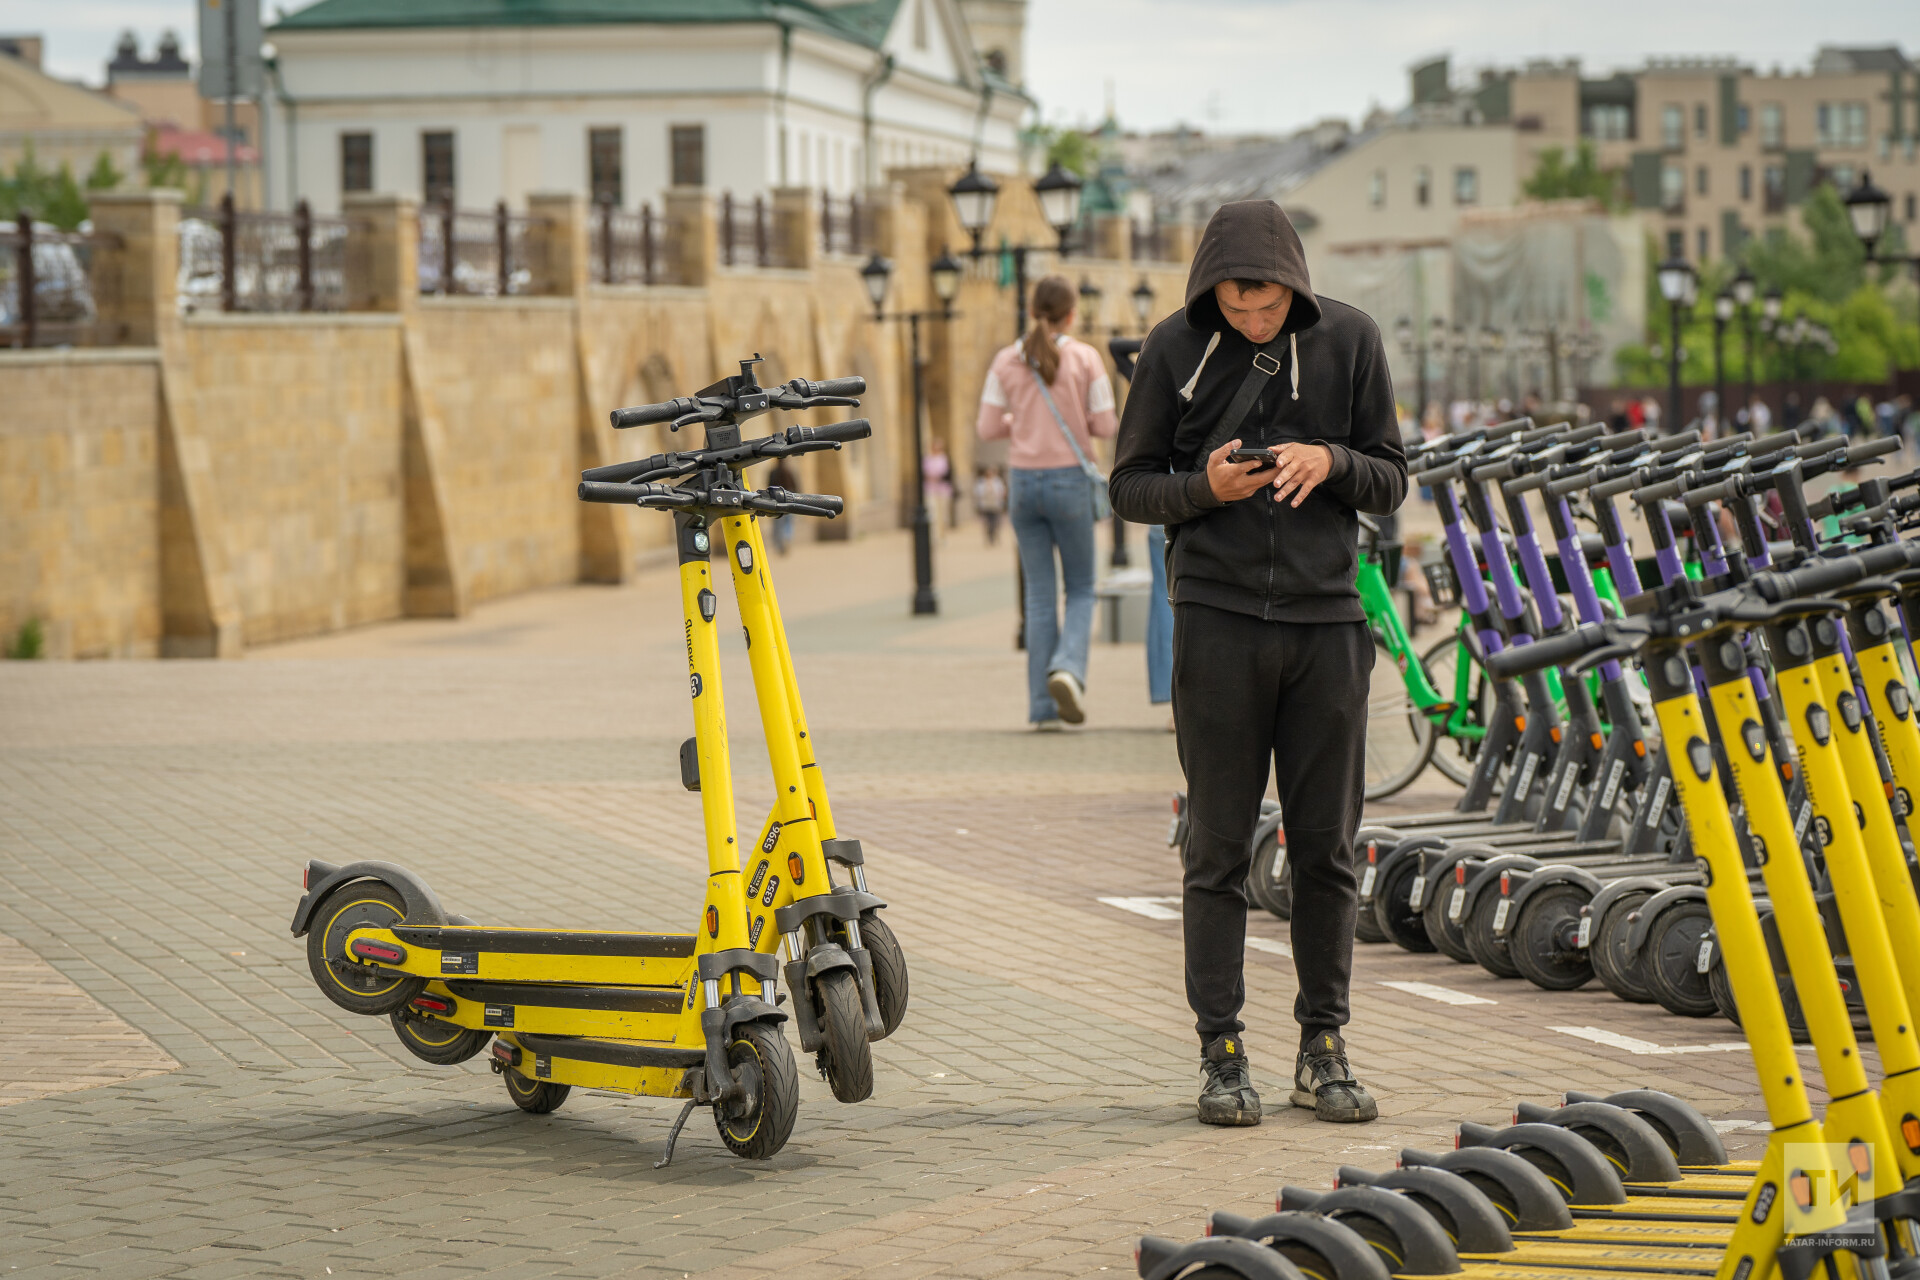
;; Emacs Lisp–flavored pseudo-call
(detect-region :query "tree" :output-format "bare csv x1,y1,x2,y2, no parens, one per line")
0,147,90,229
1021,123,1096,179
84,151,124,194
1521,141,1624,211
1740,182,1866,306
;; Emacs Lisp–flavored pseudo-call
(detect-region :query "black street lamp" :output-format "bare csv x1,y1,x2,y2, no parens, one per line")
1394,314,1447,422
1078,276,1102,334
1131,277,1155,333
1656,254,1698,429
947,159,1084,341
1712,290,1735,438
1731,266,1757,428
865,248,964,616
1845,170,1920,336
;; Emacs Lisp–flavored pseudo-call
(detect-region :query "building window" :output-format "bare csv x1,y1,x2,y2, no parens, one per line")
1453,166,1478,205
1736,103,1750,135
588,127,622,206
1666,228,1684,260
422,130,455,205
1368,169,1385,208
1660,164,1684,213
1694,103,1708,138
1739,165,1751,200
1763,164,1786,213
1828,164,1854,193
1816,102,1868,148
1907,193,1917,222
1760,103,1784,150
670,124,705,187
1695,165,1709,196
1662,104,1684,149
340,132,372,194
1414,165,1430,207
1585,103,1631,141
1697,227,1709,261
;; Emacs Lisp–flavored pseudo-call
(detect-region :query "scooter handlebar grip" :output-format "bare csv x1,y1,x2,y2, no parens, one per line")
1845,436,1904,465
1470,456,1523,483
1485,417,1533,438
582,453,672,484
1793,435,1848,461
788,376,866,399
1596,427,1653,451
1486,623,1608,681
1754,555,1869,602
578,480,645,504
1682,475,1742,508
1592,471,1648,500
1413,460,1461,487
1630,475,1688,505
610,398,696,429
1649,430,1702,453
1745,430,1803,458
1545,469,1600,498
791,418,872,445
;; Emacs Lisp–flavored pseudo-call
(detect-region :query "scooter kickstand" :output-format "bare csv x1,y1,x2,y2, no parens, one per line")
655,1097,702,1169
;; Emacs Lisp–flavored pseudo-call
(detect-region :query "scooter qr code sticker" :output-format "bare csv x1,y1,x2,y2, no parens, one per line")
1577,915,1593,947
1696,938,1714,973
1447,887,1467,923
1360,865,1377,898
1409,874,1426,911
1492,898,1511,933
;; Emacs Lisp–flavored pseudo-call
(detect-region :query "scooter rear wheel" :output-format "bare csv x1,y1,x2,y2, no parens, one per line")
306,881,427,1016
503,1069,570,1113
716,1021,799,1160
1463,888,1522,979
390,1008,492,1065
1372,856,1436,952
1589,891,1657,1003
1422,875,1476,964
1508,884,1594,991
1643,900,1717,1017
859,912,910,1039
814,969,874,1103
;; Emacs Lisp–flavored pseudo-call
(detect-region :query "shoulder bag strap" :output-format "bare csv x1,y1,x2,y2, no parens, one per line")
1024,358,1104,484
1196,345,1284,460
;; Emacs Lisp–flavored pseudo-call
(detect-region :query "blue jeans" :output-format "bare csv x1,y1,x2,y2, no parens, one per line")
1010,466,1097,722
1147,524,1173,705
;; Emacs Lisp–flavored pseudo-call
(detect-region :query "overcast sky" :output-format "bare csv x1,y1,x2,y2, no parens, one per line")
17,0,1915,137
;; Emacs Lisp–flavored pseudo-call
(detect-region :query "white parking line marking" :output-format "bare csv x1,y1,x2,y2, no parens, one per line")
1096,898,1292,956
1378,980,1496,1006
1097,896,1182,921
1552,1026,1749,1055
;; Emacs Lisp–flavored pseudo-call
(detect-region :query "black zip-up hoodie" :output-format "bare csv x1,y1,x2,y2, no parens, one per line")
1111,200,1407,623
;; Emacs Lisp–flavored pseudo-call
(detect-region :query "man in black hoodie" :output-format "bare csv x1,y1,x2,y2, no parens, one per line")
1112,200,1406,1126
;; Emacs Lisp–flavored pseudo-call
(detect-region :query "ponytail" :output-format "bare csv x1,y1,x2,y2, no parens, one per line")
1021,274,1078,384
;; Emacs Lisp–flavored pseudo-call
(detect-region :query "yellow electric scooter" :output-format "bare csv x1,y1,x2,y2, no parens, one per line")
290,361,887,1163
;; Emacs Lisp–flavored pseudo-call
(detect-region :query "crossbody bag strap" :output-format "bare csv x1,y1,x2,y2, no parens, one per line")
1196,345,1284,460
1024,359,1103,482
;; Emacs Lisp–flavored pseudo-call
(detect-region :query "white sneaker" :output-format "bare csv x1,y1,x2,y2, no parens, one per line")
1034,718,1065,732
1046,671,1086,724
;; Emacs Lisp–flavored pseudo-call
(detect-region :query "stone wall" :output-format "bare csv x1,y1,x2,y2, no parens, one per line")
0,177,1194,658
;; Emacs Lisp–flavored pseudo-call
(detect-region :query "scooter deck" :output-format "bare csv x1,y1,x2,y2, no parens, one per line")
1567,1199,1739,1223
1461,1242,1721,1273
493,1033,698,1099
1618,1176,1753,1199
1434,1264,1724,1280
362,924,699,987
413,979,690,1039
1519,1222,1731,1246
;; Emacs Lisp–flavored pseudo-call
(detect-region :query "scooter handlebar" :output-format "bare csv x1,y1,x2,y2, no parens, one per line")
1486,623,1610,681
578,479,686,505
610,397,700,429
786,418,872,445
784,376,865,400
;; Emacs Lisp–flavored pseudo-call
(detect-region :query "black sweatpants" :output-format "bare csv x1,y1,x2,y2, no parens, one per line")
1172,601,1373,1049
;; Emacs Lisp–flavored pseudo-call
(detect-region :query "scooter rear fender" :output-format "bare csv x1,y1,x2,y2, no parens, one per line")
290,859,450,937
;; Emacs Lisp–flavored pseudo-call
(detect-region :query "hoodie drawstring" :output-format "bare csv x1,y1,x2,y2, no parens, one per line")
1179,331,1220,401
1290,332,1299,400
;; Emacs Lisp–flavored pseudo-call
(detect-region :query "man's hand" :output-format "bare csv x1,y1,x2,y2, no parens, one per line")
1271,442,1333,507
1206,439,1274,503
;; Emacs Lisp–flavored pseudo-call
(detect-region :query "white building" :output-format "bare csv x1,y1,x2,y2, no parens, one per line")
264,0,1030,215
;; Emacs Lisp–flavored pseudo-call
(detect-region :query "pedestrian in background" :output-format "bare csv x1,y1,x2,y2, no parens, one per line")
973,465,1008,545
923,437,955,529
976,274,1118,729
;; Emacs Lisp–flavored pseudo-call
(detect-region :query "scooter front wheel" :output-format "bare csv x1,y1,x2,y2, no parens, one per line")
390,1008,492,1065
503,1069,570,1113
306,881,427,1016
814,969,874,1103
859,912,910,1039
716,1021,798,1160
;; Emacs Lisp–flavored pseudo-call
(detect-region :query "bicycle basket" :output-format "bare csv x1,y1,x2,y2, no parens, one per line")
1422,558,1460,609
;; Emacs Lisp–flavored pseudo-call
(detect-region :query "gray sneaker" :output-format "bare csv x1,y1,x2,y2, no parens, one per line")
1197,1034,1261,1126
1291,1031,1378,1123
1046,670,1086,724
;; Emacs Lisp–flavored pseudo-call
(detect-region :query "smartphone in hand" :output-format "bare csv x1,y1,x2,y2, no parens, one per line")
1228,447,1277,471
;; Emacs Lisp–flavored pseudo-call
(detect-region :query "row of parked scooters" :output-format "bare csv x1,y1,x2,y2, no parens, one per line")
1145,417,1920,1278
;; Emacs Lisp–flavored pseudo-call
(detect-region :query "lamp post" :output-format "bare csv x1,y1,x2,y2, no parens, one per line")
864,248,964,616
1656,254,1698,429
1394,314,1445,423
1730,266,1757,428
1712,290,1735,439
1131,277,1155,334
1846,170,1920,338
947,159,1084,342
1078,276,1102,335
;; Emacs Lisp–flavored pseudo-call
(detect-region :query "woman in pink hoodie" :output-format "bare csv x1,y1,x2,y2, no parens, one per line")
976,274,1118,728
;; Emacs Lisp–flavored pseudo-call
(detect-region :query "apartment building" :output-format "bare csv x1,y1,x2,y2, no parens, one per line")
1503,46,1919,264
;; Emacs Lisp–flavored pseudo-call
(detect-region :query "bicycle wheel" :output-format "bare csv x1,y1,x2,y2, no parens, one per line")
1366,639,1436,800
1421,632,1491,788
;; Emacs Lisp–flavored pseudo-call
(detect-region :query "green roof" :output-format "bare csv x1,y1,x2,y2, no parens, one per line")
272,0,902,49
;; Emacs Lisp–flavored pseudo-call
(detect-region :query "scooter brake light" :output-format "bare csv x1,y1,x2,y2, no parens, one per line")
1456,863,1468,885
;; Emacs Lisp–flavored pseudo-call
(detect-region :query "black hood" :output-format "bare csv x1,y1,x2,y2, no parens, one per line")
1182,200,1321,336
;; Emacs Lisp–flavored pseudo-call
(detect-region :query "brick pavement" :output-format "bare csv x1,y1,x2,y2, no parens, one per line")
0,525,1791,1279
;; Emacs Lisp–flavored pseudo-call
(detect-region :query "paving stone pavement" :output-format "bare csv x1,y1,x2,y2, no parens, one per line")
1,525,1799,1279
